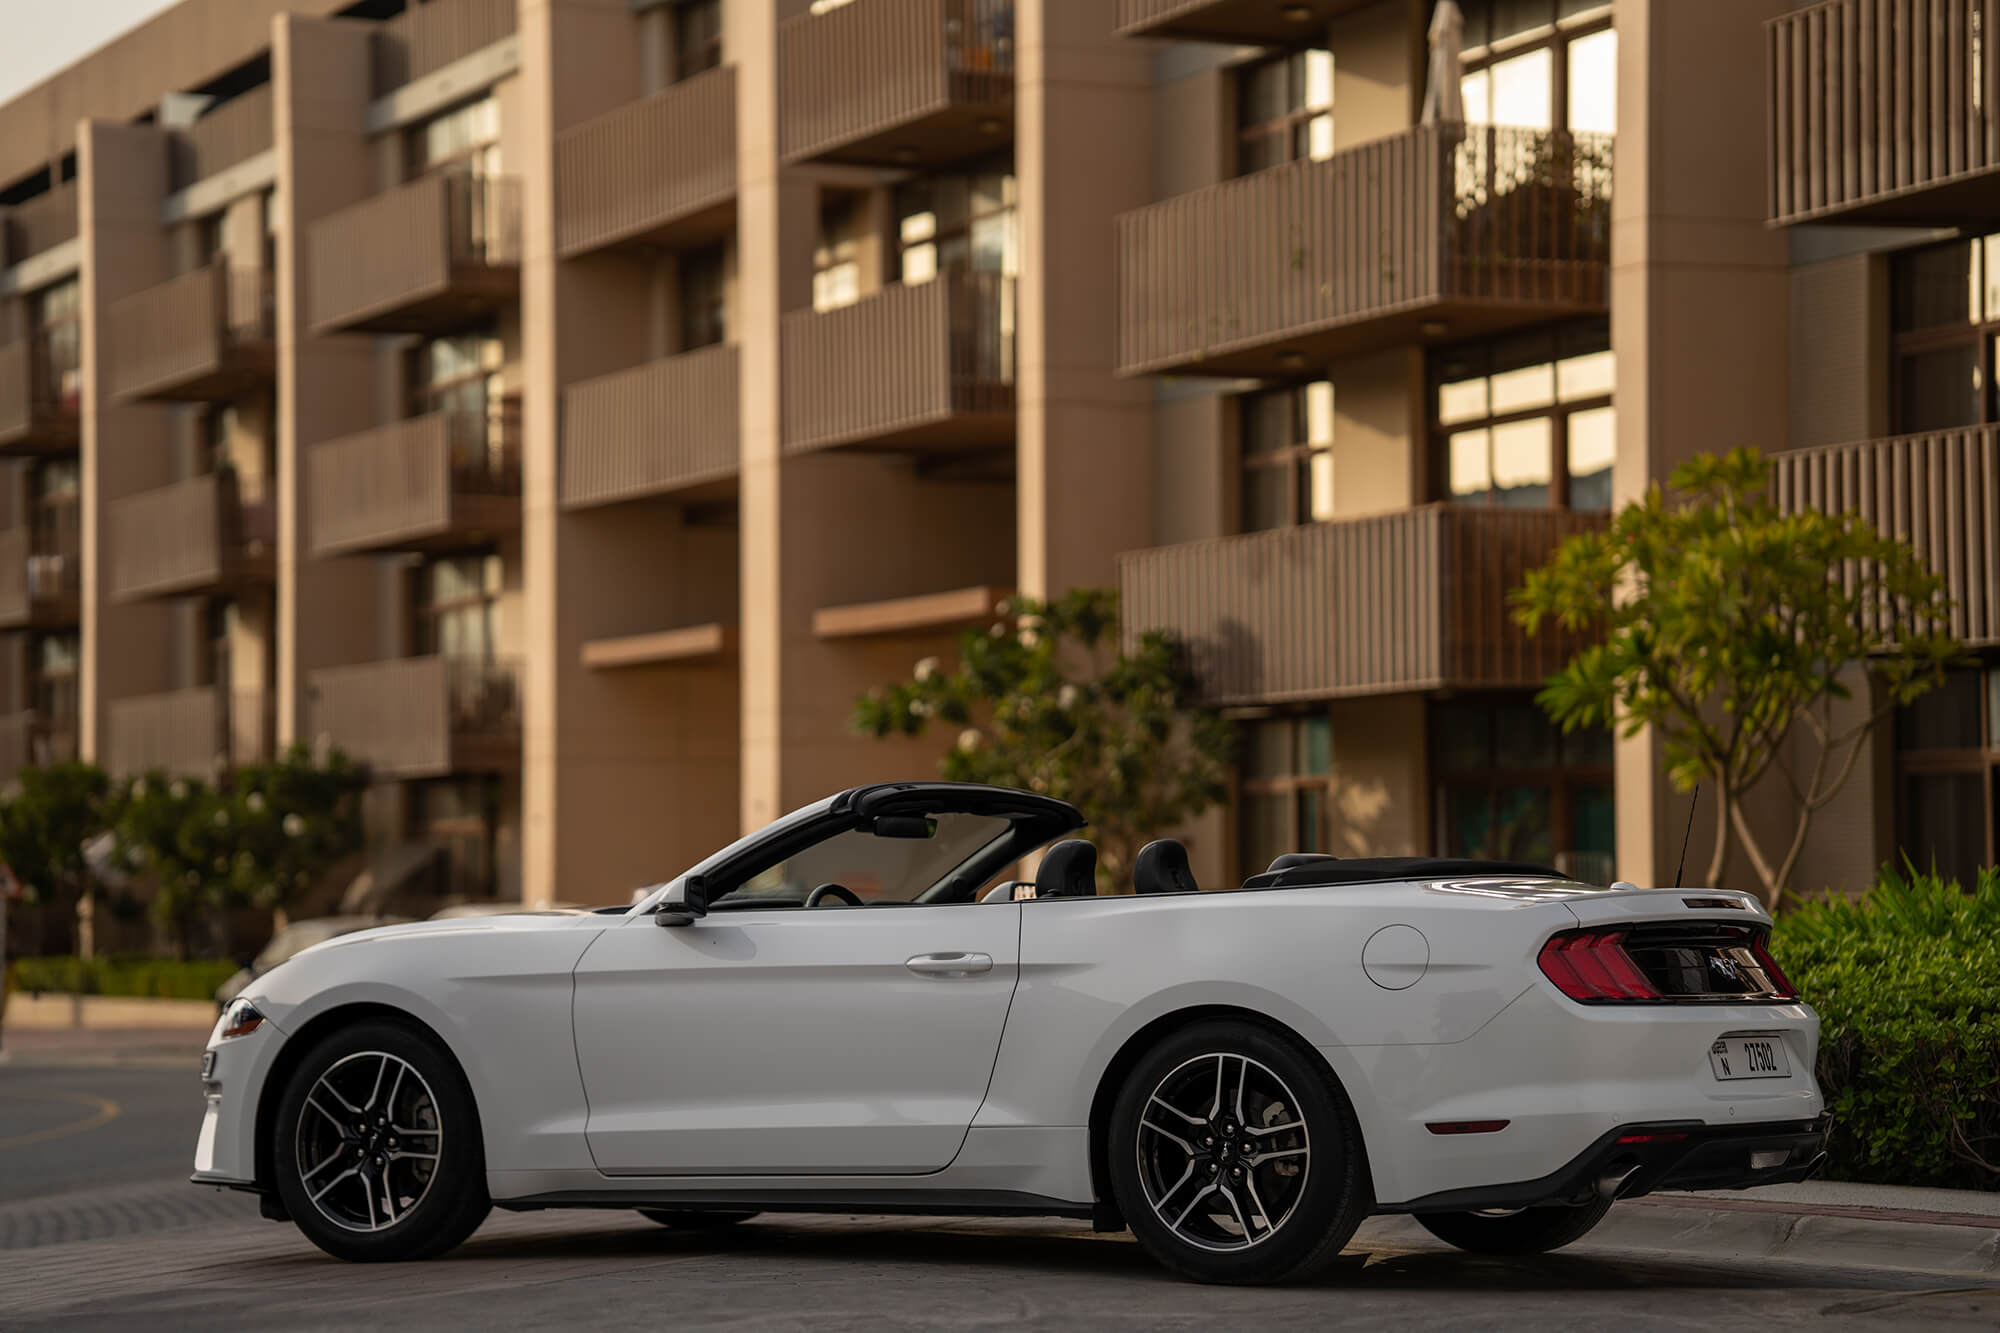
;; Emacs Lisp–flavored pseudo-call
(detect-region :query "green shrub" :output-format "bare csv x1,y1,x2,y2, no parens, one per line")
6,955,238,1002
1773,866,2000,1191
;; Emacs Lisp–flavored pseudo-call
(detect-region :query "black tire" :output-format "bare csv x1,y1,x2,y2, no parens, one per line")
272,1019,491,1262
1414,1197,1613,1255
637,1209,761,1230
1106,1019,1371,1285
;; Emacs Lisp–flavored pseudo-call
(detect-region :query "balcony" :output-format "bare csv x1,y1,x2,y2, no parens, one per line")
307,655,520,780
1113,0,1376,44
0,711,77,787
108,471,275,603
170,84,274,189
308,174,521,336
307,410,521,558
373,0,518,97
104,686,274,779
1118,125,1613,379
0,333,79,455
779,0,1014,168
562,345,738,509
106,263,274,403
1118,505,1606,706
1774,426,2000,647
783,272,1014,454
556,66,736,258
1769,0,2000,226
2,181,77,266
0,515,80,630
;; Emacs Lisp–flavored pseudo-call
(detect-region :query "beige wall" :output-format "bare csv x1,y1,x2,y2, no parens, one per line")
1330,349,1419,517
1328,0,1420,151
1790,254,1887,449
1327,694,1428,857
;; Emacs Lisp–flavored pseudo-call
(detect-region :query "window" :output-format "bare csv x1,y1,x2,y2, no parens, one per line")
895,158,1016,285
1432,696,1612,878
412,553,502,661
1889,235,2000,434
1433,321,1614,509
678,244,728,350
1457,1,1616,134
406,96,500,180
412,777,501,900
673,0,722,82
722,812,1015,905
31,278,81,406
1236,48,1334,175
1893,665,2000,886
34,632,79,744
32,458,80,570
814,193,863,313
1239,382,1336,532
1237,716,1333,884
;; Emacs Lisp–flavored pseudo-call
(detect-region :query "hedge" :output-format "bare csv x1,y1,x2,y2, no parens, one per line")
1772,866,2000,1191
5,956,239,1002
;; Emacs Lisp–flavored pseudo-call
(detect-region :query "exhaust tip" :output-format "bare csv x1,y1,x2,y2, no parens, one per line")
1596,1163,1641,1201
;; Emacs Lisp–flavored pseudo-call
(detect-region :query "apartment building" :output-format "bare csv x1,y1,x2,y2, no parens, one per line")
0,0,1923,912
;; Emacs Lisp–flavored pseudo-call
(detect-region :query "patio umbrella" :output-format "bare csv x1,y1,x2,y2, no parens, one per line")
1420,0,1466,124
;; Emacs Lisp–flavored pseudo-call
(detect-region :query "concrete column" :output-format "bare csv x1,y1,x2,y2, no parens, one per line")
77,121,176,760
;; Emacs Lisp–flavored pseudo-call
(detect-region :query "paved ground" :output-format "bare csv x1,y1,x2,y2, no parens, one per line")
2,1052,1996,1329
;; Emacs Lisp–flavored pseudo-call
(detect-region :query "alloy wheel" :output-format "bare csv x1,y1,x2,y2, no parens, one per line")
294,1050,444,1233
1133,1051,1311,1253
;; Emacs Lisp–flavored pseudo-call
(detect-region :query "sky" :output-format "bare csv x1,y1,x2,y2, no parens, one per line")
0,0,181,106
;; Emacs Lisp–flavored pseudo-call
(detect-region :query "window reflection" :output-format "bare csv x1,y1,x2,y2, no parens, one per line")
1890,234,2000,433
1240,380,1337,531
1433,322,1614,510
1458,1,1614,132
1237,48,1336,175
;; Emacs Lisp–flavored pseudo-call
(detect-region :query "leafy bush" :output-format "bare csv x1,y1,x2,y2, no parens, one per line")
6,955,238,1002
1772,866,2000,1190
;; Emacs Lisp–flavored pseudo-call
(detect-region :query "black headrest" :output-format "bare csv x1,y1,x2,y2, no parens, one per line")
1267,853,1340,874
1134,839,1200,896
1035,839,1098,898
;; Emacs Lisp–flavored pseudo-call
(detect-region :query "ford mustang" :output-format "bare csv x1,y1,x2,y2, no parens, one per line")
192,781,1827,1284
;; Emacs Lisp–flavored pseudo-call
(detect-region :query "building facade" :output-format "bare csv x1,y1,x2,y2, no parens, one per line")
0,0,1960,908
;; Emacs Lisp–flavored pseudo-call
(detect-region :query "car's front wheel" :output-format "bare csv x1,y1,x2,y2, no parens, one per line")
1106,1019,1371,1284
272,1020,491,1262
1413,1197,1613,1254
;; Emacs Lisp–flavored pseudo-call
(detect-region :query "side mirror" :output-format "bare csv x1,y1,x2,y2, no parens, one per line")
654,875,709,928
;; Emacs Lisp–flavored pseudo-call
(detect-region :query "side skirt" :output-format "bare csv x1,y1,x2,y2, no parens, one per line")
494,1187,1096,1222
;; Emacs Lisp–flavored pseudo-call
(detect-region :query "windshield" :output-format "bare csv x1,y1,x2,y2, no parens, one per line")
718,812,1014,905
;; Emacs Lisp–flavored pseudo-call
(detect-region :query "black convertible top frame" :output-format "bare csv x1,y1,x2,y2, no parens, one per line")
1241,856,1572,890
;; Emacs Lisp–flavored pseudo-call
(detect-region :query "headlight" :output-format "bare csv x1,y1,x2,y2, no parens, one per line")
219,998,266,1040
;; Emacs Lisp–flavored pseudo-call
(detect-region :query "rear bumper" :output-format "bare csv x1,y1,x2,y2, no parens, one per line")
1392,1115,1830,1214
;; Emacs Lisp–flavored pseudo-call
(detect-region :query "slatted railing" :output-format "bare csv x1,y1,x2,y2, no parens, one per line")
1118,506,1604,706
374,0,517,96
309,174,520,335
106,263,272,402
556,66,737,257
1119,124,1613,376
308,410,520,557
1773,427,2000,646
562,345,739,507
104,687,273,779
1769,0,2000,224
3,181,77,264
783,271,1014,452
171,83,275,188
0,335,72,446
779,0,1013,163
308,655,519,779
1113,0,1373,43
108,471,269,602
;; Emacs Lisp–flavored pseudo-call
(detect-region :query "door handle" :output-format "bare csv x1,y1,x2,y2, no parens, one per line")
905,952,993,978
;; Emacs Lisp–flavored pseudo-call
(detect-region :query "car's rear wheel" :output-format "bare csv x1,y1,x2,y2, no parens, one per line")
272,1020,490,1262
1106,1020,1370,1285
637,1209,760,1230
1413,1197,1613,1254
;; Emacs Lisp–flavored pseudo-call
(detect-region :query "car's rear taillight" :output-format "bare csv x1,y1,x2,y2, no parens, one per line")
1538,930,1662,1001
1748,935,1799,1000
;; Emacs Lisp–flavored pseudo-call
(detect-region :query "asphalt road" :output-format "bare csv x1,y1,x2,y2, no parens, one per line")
1,1062,1994,1329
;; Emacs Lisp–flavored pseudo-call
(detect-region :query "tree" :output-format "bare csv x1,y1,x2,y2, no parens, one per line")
852,588,1233,889
115,773,229,961
1512,449,1965,907
0,763,117,957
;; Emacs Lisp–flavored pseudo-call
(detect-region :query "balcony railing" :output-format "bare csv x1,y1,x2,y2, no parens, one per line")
556,66,737,258
170,84,275,189
1119,125,1614,378
104,686,274,779
783,271,1014,454
108,471,274,603
1113,0,1376,44
309,173,521,336
0,510,81,630
1118,505,1606,706
107,262,274,403
1774,426,2000,647
1769,0,2000,226
0,710,77,787
308,409,522,558
562,345,739,508
0,332,80,454
3,181,77,265
307,655,520,780
779,0,1014,167
374,0,518,97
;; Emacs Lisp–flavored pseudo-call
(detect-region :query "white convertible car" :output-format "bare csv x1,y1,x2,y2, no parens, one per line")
193,781,1827,1284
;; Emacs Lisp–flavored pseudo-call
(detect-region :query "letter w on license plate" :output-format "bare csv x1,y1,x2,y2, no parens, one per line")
1709,1034,1791,1080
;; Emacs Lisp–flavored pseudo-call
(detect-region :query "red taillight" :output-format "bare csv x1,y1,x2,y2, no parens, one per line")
1538,930,1663,1002
1749,935,1800,999
1616,1132,1688,1144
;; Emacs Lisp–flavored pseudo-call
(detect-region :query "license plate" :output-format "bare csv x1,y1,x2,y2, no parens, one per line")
201,1050,216,1080
1709,1034,1790,1080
